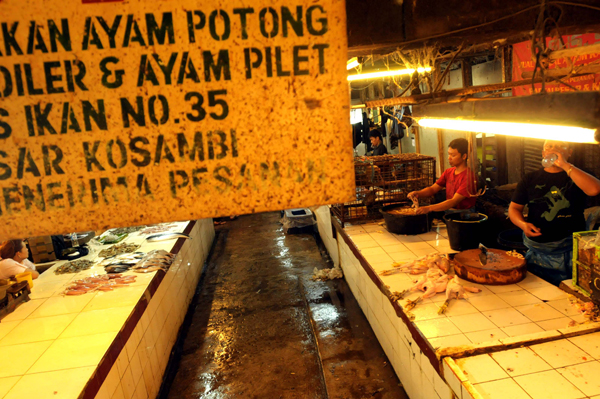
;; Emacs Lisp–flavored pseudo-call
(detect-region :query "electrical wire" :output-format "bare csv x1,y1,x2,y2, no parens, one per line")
393,1,600,47
552,1,600,12
350,81,378,90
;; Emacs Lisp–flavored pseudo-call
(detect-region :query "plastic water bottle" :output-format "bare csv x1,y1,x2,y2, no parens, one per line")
542,153,558,168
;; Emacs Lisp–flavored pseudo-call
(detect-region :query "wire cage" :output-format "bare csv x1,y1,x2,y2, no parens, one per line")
573,230,600,297
332,154,436,226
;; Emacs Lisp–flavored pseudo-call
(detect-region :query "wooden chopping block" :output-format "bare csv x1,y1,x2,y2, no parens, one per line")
453,248,527,285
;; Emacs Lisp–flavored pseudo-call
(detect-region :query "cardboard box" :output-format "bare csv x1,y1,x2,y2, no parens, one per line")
31,251,56,264
30,243,55,255
28,236,53,246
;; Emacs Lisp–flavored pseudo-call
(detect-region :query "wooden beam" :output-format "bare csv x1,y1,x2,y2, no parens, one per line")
413,126,421,154
462,59,473,88
468,133,479,188
549,43,600,61
501,46,512,84
365,77,549,107
521,64,600,79
437,129,445,176
434,46,463,92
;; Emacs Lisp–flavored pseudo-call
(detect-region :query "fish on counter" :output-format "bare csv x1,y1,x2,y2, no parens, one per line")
145,232,191,242
99,252,145,274
131,250,175,273
139,224,176,235
54,259,95,275
95,232,128,245
63,273,137,295
98,243,140,258
108,226,146,235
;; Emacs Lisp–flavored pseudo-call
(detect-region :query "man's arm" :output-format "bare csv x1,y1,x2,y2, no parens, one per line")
416,193,464,214
408,184,443,200
566,164,600,196
509,202,542,237
554,152,600,196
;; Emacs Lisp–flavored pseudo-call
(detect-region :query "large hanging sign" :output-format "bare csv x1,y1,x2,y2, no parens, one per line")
0,0,354,240
512,33,600,96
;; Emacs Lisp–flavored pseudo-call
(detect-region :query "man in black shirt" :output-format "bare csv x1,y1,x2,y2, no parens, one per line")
369,130,388,156
509,140,600,285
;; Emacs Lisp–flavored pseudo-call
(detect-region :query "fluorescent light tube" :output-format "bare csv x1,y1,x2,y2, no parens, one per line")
348,67,432,82
347,57,360,70
417,118,597,144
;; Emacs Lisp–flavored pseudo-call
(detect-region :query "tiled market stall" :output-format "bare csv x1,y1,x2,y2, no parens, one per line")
315,205,600,399
0,219,214,399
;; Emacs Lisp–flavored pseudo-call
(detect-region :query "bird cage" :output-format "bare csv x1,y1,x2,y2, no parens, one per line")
573,230,600,298
331,154,436,226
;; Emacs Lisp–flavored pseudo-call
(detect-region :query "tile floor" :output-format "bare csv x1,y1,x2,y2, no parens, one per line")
343,221,587,351
0,221,201,399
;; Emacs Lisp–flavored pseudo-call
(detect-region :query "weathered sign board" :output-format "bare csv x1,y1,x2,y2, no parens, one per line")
0,0,354,240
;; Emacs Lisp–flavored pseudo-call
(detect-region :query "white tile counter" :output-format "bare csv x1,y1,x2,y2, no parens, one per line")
315,206,600,399
0,219,215,399
445,332,600,399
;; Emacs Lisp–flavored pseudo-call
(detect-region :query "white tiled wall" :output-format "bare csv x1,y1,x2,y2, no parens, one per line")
95,219,215,399
315,206,339,267
337,232,444,399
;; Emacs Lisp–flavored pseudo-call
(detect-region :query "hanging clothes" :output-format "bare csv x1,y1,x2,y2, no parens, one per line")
379,109,388,137
352,123,363,148
362,112,370,145
396,107,406,139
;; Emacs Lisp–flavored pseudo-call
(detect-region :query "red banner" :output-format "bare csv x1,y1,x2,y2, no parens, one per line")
512,33,600,96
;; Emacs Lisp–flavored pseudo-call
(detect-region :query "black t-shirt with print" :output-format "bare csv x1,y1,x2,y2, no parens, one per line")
512,168,586,243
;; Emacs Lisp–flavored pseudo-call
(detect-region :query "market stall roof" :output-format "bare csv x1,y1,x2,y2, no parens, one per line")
346,0,600,57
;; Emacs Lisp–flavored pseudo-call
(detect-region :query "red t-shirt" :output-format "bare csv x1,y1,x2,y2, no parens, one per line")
435,167,477,209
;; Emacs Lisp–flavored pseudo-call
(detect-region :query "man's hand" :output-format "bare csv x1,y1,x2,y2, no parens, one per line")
522,222,542,237
549,150,571,170
416,206,431,215
408,191,418,200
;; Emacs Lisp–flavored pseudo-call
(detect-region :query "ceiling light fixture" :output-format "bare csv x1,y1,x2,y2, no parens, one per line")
348,67,432,82
412,92,600,144
417,118,597,144
347,57,360,70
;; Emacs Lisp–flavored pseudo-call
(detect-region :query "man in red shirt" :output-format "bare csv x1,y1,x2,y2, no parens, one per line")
408,138,477,214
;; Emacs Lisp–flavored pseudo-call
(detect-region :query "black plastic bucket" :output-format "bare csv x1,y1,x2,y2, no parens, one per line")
380,203,432,235
443,212,488,251
497,229,527,253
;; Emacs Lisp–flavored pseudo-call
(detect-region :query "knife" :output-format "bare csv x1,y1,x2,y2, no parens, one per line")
478,243,488,266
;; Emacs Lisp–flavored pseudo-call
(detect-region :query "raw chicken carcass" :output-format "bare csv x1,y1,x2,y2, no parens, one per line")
445,276,481,300
381,253,451,276
422,274,453,299
438,276,482,314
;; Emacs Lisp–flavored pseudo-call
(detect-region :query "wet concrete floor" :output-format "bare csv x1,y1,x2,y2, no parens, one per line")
162,213,408,399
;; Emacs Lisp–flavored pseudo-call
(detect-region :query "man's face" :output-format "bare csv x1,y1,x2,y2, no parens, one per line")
543,140,571,160
448,147,466,167
370,136,381,147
